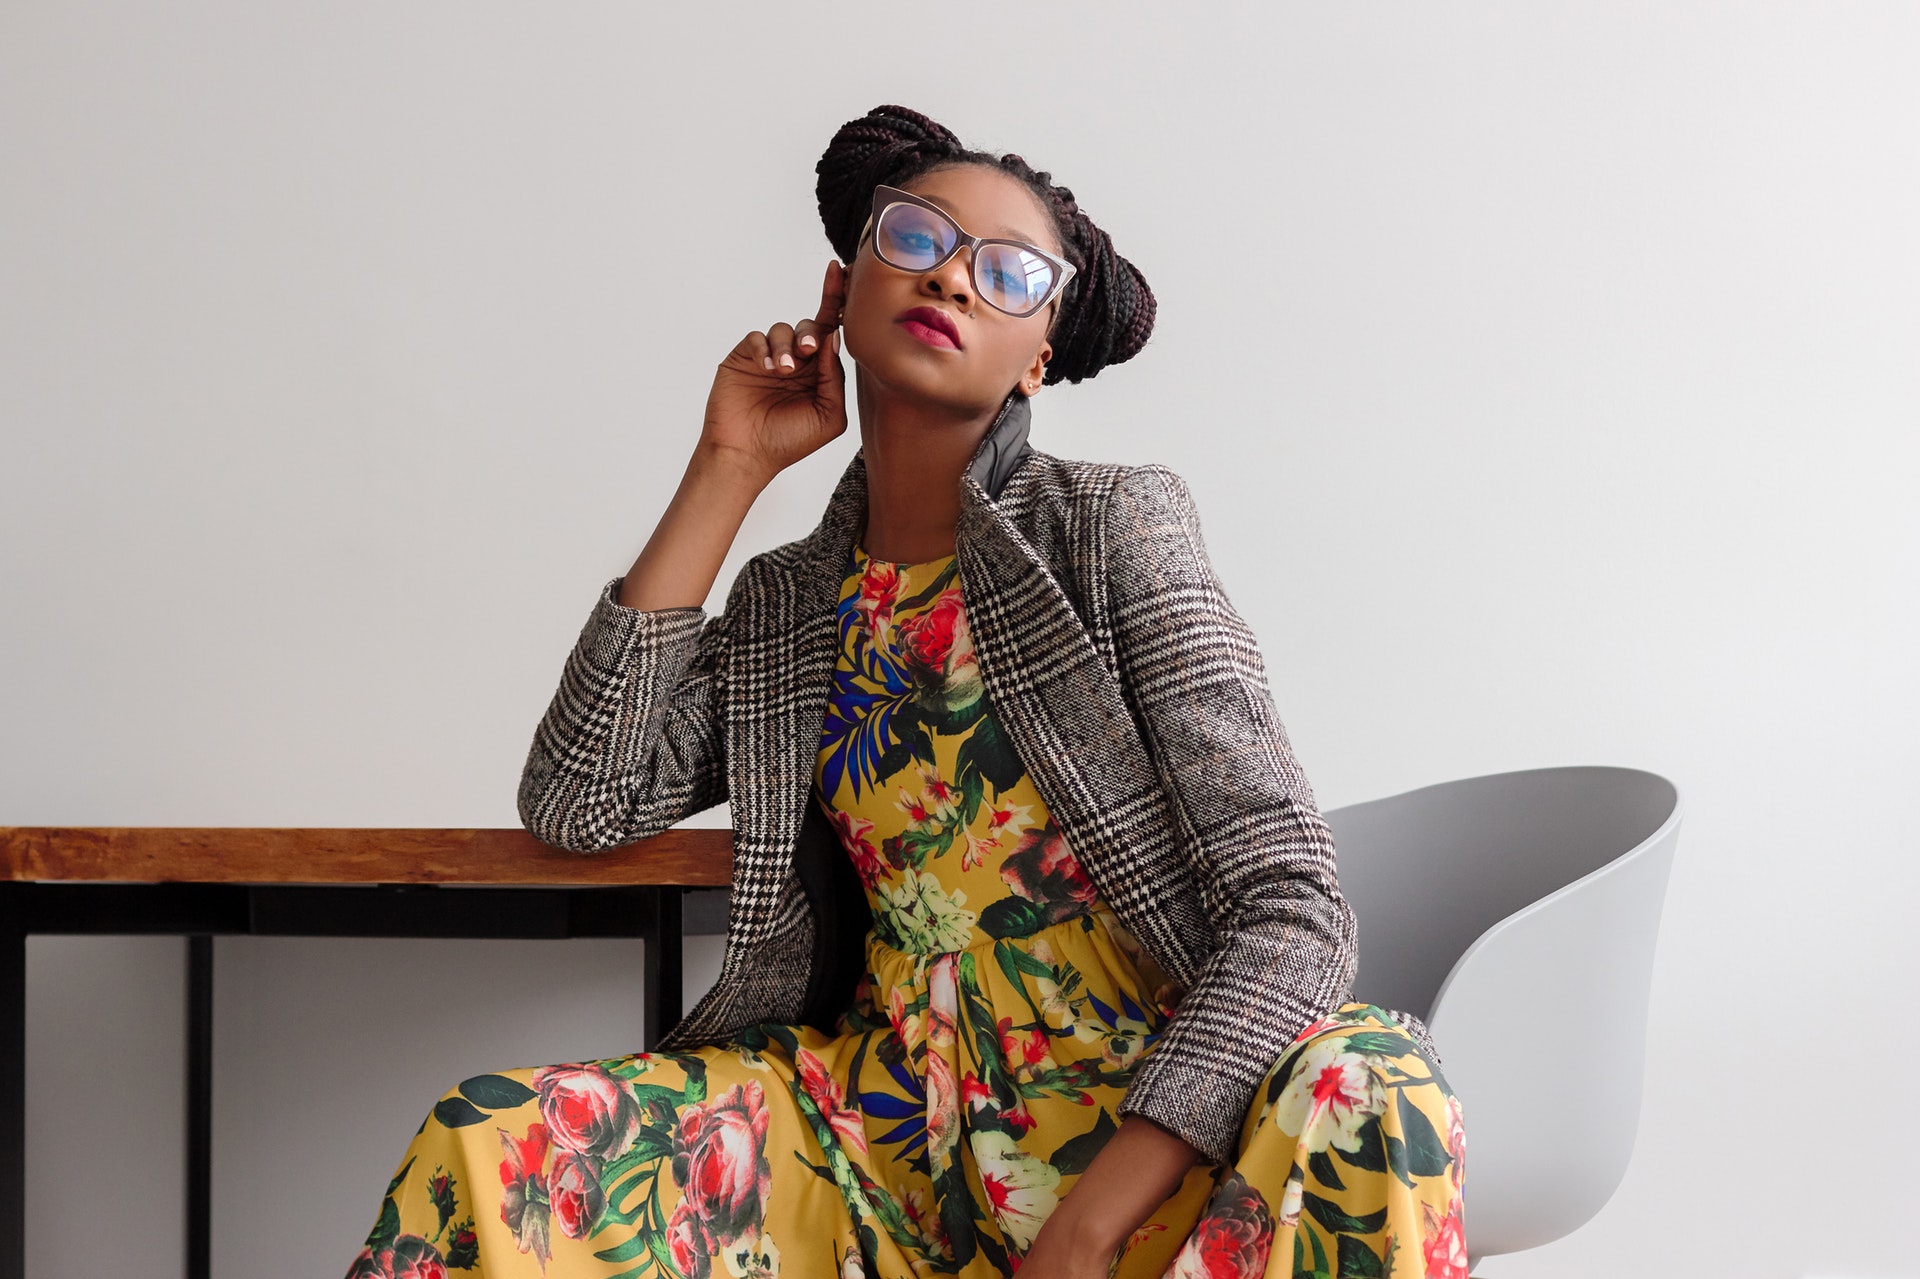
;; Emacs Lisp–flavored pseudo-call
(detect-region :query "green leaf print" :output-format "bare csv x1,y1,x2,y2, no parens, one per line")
959,768,985,827
1308,1149,1346,1191
874,734,918,783
431,1096,489,1128
1302,1191,1387,1236
628,1082,685,1113
1306,1224,1332,1279
896,715,935,769
957,712,1026,794
384,1155,416,1197
1385,1129,1413,1189
936,1160,979,1268
1340,1031,1415,1060
1337,1234,1386,1278
979,896,1048,939
992,941,1050,1026
647,1222,679,1278
592,1235,649,1264
364,1196,400,1250
458,1073,537,1109
673,1052,708,1104
1047,1108,1117,1175
897,560,959,610
1396,1088,1454,1178
1334,1113,1387,1173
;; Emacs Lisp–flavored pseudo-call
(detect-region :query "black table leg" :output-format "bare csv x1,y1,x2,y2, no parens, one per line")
643,887,683,1051
187,935,213,1279
0,885,24,1279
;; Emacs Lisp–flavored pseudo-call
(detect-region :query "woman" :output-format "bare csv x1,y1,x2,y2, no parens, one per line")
349,104,1468,1279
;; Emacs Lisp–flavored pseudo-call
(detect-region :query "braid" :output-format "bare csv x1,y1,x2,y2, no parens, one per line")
815,104,1156,385
815,105,965,265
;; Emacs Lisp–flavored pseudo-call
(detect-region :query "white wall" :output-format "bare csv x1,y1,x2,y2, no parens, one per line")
3,3,1914,1276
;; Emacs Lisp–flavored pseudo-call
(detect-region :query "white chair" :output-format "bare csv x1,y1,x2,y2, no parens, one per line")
1325,765,1683,1275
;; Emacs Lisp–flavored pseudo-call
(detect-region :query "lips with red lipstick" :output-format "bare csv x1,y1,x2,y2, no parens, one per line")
895,306,963,350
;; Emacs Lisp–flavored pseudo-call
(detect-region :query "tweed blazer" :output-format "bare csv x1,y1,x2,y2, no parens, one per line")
516,390,1361,1167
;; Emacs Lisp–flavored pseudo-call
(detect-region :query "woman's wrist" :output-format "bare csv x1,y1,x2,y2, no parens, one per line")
1052,1115,1205,1257
688,437,777,495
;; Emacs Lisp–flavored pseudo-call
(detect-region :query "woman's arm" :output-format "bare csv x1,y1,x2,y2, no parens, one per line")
1101,463,1359,1165
517,261,851,852
1025,1114,1202,1277
515,447,767,852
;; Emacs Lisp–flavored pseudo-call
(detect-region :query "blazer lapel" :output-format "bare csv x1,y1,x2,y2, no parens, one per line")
953,425,1208,992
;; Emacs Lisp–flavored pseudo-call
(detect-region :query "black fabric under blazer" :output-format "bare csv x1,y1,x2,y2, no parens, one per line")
516,390,1360,1166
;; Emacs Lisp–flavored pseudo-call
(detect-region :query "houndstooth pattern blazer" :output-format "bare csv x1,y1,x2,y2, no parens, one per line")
517,390,1367,1167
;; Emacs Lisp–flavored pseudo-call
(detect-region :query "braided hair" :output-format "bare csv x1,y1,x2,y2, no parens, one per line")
815,104,1156,386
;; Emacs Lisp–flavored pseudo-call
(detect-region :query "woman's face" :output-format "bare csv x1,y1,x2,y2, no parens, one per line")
840,163,1063,418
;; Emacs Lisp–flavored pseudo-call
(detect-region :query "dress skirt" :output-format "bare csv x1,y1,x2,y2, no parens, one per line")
346,546,1467,1278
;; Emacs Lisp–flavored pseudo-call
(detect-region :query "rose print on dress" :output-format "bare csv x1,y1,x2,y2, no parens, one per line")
670,1081,774,1254
1165,1171,1273,1279
345,1233,452,1279
532,1063,643,1161
893,587,983,722
997,819,1101,926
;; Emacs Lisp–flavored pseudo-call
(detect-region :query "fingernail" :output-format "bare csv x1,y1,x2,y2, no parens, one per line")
778,353,794,370
799,335,816,351
763,357,774,370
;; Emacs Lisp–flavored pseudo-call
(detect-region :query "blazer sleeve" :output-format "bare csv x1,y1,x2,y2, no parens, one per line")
1104,464,1359,1166
516,575,731,852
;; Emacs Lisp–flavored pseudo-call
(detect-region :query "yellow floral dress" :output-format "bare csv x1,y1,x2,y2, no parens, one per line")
347,545,1469,1279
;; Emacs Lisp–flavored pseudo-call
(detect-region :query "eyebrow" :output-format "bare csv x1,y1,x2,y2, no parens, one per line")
918,190,1044,245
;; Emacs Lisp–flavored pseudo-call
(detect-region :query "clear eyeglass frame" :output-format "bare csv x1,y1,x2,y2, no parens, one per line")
857,183,1077,321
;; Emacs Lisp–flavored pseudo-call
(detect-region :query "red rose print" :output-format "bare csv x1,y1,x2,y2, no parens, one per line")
1166,1172,1273,1279
383,1236,449,1279
998,821,1100,922
550,1149,606,1240
425,1169,456,1235
671,1080,773,1248
343,1248,384,1279
666,1197,718,1279
531,1063,642,1160
444,1223,478,1271
348,1235,449,1279
1421,1199,1470,1279
893,591,982,714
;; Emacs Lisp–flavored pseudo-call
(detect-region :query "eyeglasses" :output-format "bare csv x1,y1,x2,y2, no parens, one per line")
858,183,1077,321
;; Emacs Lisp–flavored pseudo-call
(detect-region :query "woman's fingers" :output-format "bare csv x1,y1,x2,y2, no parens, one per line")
766,321,797,373
723,329,775,371
815,328,845,410
795,316,821,358
815,259,848,330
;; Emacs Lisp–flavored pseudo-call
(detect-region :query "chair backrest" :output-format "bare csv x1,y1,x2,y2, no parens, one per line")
1326,765,1682,1263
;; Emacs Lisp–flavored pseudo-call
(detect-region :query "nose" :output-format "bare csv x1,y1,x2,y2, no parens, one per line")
920,245,974,310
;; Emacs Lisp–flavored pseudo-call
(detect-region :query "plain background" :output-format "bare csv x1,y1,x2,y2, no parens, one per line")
4,2,1916,1276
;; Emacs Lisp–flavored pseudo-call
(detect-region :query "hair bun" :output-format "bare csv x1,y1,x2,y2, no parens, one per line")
816,105,963,263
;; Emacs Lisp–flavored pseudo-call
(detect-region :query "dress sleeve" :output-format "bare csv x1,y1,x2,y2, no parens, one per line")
516,575,731,852
1102,464,1359,1166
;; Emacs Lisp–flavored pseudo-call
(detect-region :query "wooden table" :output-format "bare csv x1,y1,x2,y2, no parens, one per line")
0,826,734,1279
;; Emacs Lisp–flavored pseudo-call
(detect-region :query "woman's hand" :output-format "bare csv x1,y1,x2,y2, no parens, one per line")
1016,1114,1207,1278
699,258,850,485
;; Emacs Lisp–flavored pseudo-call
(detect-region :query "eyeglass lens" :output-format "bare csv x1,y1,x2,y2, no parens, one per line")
875,202,1058,317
